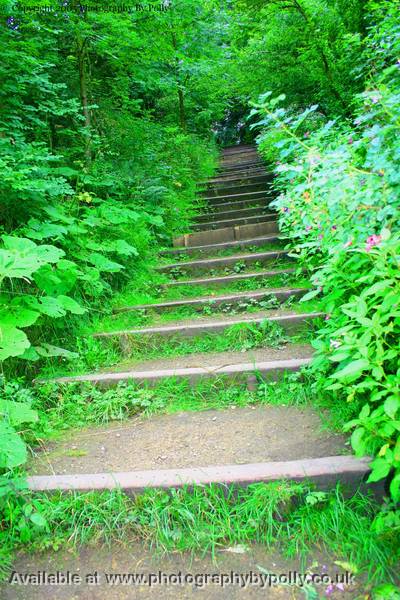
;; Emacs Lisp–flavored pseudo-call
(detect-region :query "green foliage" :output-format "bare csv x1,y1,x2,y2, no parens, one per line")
225,0,365,135
248,4,400,504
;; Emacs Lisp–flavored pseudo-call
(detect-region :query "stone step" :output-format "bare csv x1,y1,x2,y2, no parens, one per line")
162,266,295,289
93,310,324,341
161,234,282,257
213,172,267,183
208,166,269,177
157,249,291,275
220,161,261,170
203,189,273,205
221,152,259,162
195,206,270,224
114,286,307,314
220,151,260,159
173,221,279,248
193,213,276,232
201,182,270,197
36,355,312,388
204,199,267,213
208,169,272,188
222,144,256,154
27,456,371,493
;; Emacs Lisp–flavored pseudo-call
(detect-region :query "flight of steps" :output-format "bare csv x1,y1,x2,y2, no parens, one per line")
28,145,370,494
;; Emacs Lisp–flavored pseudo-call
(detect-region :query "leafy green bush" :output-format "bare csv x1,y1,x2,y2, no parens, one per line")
249,5,400,503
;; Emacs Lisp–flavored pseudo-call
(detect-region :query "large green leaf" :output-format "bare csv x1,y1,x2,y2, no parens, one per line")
33,259,78,295
0,400,38,426
0,307,40,328
0,237,64,281
0,421,27,469
0,326,30,361
36,296,66,318
331,359,370,381
35,343,78,358
57,295,86,315
88,252,123,272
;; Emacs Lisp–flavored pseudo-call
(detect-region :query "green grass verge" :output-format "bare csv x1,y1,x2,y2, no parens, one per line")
1,483,398,586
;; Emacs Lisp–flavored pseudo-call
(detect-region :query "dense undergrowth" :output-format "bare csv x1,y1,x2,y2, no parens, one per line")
250,3,400,518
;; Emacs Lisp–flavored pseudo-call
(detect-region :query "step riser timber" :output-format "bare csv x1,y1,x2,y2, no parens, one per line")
205,190,273,205
222,155,258,162
173,222,279,248
217,161,264,172
203,200,268,213
222,145,255,152
209,171,269,183
217,167,264,177
193,214,276,232
27,456,372,494
38,358,312,388
162,235,282,257
114,288,307,314
201,183,270,197
209,166,270,177
221,157,260,166
162,267,295,289
94,313,323,343
157,251,291,275
194,207,270,224
204,190,272,204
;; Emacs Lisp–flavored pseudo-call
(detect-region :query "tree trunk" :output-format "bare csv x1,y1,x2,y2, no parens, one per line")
77,37,92,165
171,31,186,131
178,86,186,131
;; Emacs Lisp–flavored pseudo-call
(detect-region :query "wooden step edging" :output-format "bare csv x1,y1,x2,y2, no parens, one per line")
203,199,269,213
193,214,276,232
161,235,282,256
26,455,372,493
194,205,270,223
114,287,308,314
157,249,291,274
93,312,325,340
173,221,279,248
209,165,273,180
35,357,312,388
161,267,296,289
203,190,273,204
201,183,271,197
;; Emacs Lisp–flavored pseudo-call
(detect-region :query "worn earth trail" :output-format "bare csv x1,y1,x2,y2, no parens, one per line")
2,146,372,599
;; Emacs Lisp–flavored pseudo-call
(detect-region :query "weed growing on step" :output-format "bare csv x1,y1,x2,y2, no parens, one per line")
1,484,398,587
103,319,292,362
27,372,350,442
158,240,288,263
165,257,296,280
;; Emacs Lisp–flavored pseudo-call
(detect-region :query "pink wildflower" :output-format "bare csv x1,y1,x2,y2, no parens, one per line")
325,584,335,596
366,234,382,252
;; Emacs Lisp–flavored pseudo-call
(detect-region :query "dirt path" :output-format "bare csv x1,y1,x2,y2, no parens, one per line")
29,405,345,476
2,543,364,600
